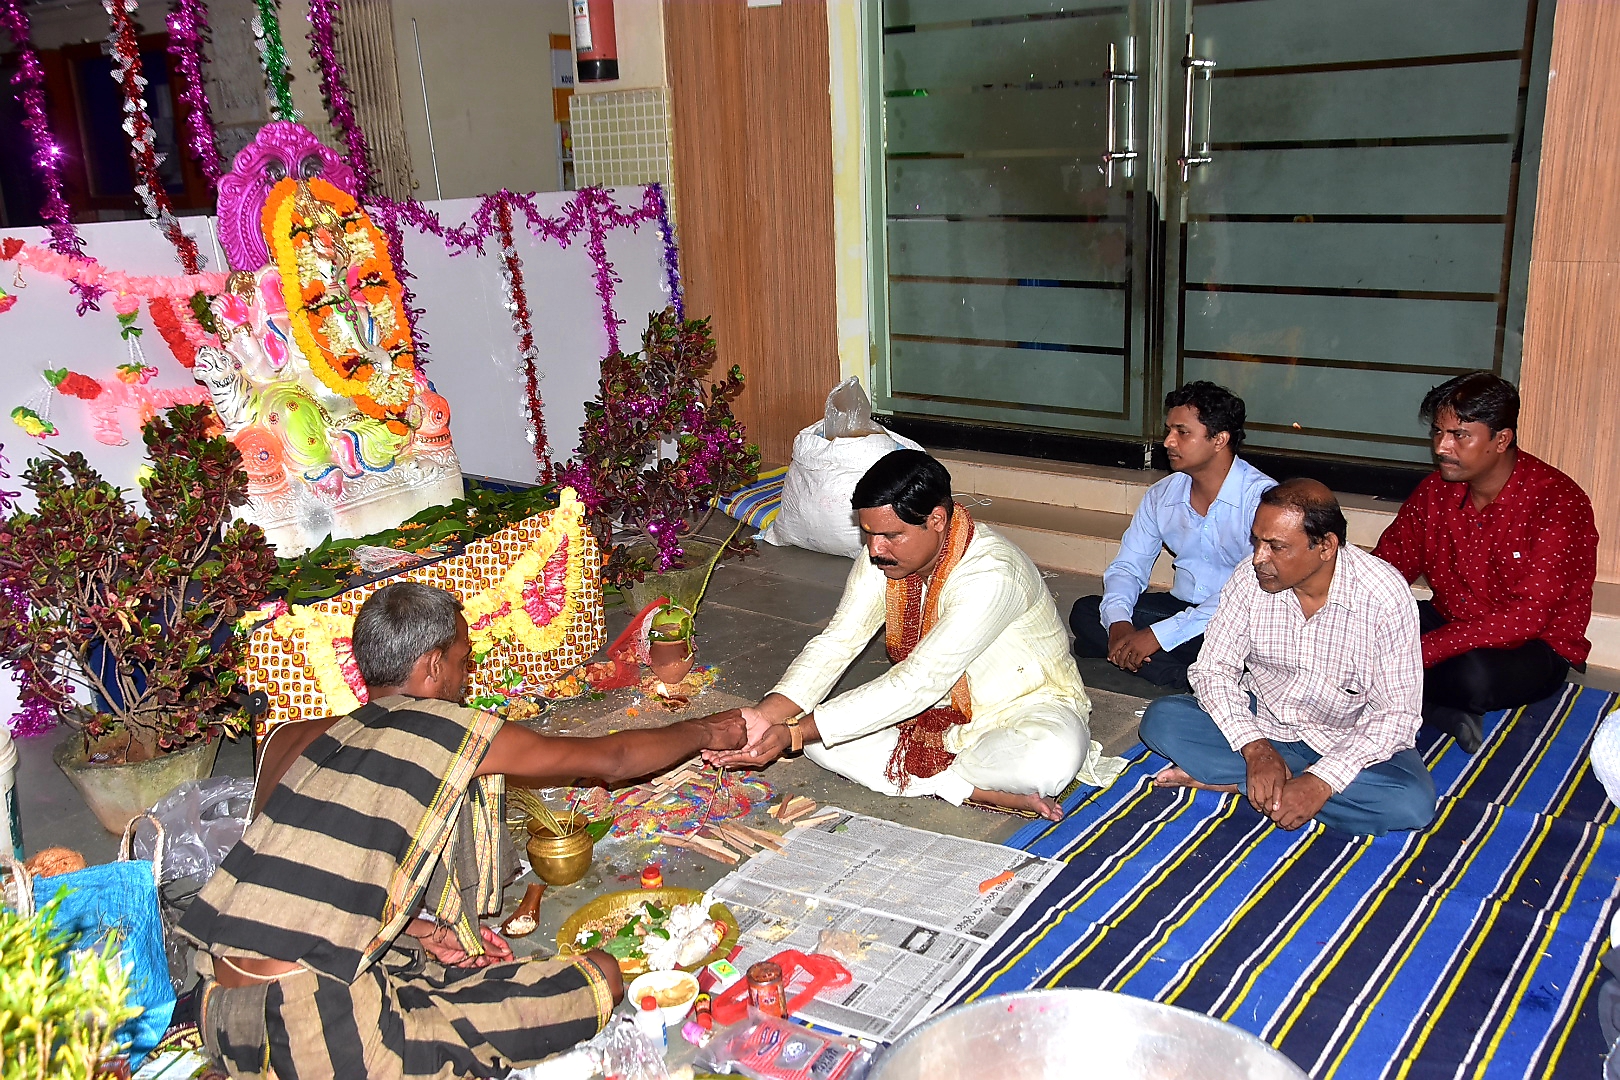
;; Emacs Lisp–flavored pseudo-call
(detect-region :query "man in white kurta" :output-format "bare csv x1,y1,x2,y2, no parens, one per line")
708,450,1122,820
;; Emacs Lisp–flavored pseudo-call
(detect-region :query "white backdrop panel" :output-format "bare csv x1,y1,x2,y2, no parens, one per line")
400,187,675,483
0,216,225,510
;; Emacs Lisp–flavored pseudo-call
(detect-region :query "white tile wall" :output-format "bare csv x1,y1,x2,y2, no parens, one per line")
570,87,674,193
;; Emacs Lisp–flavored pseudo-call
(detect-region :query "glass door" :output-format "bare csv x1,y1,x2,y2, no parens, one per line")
867,0,1158,442
1163,0,1552,465
866,0,1555,475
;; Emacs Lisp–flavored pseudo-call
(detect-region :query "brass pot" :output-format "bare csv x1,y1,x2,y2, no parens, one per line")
525,811,594,886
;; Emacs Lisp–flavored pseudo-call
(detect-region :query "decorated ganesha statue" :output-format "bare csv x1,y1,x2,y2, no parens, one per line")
196,121,461,555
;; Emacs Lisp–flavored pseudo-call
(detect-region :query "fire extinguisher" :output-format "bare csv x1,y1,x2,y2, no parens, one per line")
573,0,618,82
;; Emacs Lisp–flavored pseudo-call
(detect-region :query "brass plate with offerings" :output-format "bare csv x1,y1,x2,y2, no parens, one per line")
556,887,740,976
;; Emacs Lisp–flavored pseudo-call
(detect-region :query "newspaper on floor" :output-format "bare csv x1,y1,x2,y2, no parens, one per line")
708,808,1061,1043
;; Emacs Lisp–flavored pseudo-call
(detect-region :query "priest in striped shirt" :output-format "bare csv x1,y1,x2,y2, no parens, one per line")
1140,480,1437,837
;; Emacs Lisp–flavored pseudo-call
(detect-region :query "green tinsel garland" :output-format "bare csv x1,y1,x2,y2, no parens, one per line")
251,0,298,122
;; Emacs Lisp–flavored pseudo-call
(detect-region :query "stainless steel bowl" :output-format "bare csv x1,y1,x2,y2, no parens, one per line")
870,990,1307,1080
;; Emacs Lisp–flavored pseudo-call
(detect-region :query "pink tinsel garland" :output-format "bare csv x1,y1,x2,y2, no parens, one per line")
0,0,101,314
2,240,227,314
166,0,225,184
305,0,374,198
493,195,553,483
373,184,679,348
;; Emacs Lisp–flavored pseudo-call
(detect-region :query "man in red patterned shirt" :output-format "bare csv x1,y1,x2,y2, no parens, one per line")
1372,372,1597,754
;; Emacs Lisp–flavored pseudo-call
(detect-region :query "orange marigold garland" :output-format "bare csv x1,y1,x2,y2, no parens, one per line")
264,176,417,429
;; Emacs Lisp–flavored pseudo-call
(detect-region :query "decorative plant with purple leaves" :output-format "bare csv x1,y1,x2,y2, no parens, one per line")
562,307,759,586
0,405,277,762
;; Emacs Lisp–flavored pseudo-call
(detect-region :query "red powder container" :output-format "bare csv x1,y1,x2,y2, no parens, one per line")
746,961,786,1017
640,864,663,889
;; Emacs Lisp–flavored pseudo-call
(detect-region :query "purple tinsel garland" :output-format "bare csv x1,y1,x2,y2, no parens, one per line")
369,184,682,375
649,183,684,319
0,0,101,314
166,0,225,184
306,0,374,198
0,580,53,738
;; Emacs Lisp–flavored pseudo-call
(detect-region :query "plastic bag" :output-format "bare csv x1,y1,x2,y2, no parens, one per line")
508,1016,668,1080
695,1009,875,1080
20,815,177,1067
822,376,885,439
132,776,254,884
761,420,923,559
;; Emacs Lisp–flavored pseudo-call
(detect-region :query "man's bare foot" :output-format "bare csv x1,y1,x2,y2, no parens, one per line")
1152,766,1240,793
971,788,1064,822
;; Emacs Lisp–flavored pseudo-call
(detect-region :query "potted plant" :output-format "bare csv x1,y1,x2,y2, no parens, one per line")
561,306,760,593
0,405,277,832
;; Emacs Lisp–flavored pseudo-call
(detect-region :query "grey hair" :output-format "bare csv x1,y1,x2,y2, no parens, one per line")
351,582,463,687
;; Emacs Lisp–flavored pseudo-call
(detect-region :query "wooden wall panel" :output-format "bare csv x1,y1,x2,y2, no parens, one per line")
1520,0,1620,582
665,0,840,467
1520,3,1620,264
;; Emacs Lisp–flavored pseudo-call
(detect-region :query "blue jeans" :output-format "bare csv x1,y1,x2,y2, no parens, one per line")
1139,694,1437,836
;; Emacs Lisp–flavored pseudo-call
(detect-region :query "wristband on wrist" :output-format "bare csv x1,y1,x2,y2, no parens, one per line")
783,712,805,754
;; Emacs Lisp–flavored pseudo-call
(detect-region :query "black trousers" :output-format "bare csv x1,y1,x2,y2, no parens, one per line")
1419,600,1569,716
1070,592,1202,691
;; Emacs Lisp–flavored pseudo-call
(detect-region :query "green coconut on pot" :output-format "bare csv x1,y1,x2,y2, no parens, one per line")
648,604,694,642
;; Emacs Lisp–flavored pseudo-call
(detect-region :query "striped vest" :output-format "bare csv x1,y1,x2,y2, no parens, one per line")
179,696,507,982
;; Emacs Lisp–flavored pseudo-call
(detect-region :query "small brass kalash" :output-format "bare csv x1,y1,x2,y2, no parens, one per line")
512,790,595,887
525,811,594,886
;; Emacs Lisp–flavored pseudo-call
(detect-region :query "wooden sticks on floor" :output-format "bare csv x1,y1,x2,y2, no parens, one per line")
769,795,818,823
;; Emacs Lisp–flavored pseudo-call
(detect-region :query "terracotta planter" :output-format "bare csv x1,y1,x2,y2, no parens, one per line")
624,540,722,615
648,637,696,685
54,736,220,834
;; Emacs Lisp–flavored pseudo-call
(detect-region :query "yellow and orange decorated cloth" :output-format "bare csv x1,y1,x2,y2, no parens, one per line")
241,490,604,737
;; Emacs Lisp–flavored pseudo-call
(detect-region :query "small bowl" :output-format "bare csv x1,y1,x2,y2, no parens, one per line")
627,969,700,1028
525,811,594,886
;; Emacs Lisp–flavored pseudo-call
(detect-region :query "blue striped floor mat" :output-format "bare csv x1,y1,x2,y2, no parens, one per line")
953,684,1620,1078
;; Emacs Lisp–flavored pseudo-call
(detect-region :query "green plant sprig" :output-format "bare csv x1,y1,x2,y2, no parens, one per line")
0,896,141,1080
269,482,559,603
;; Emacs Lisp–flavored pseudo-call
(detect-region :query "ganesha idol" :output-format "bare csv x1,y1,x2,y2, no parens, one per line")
197,122,462,556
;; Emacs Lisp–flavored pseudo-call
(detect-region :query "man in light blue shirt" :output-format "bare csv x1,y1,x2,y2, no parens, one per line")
1070,382,1275,690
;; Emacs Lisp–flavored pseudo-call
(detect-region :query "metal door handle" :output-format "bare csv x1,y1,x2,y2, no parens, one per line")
1178,33,1216,182
1102,37,1138,188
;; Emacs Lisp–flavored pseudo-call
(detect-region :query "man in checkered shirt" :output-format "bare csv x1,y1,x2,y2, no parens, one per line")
1139,479,1437,836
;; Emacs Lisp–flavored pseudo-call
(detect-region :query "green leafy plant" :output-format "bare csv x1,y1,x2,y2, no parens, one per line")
0,896,140,1080
560,307,760,587
0,405,278,762
270,481,560,603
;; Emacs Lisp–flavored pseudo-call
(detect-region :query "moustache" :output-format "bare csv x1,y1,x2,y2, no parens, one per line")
869,556,899,568
1437,457,1460,467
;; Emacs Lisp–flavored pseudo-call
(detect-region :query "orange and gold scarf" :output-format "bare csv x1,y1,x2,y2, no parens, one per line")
883,504,975,789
